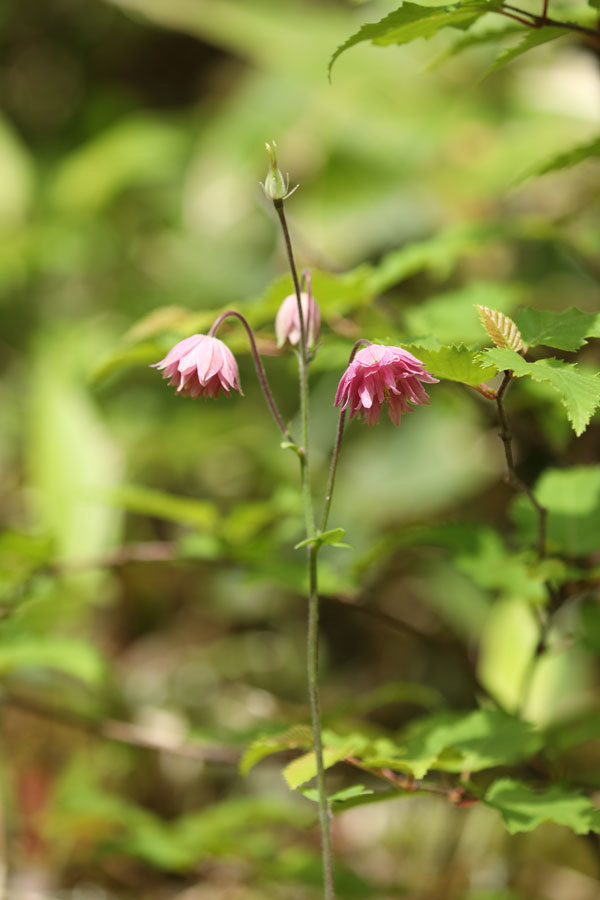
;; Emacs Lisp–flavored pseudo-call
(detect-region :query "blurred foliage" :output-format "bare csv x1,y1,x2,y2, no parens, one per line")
1,0,600,897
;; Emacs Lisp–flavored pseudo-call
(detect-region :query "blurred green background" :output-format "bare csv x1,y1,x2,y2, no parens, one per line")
1,0,600,897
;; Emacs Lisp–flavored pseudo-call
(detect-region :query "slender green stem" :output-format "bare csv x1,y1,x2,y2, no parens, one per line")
209,310,296,445
272,197,334,899
308,544,335,900
321,340,371,533
495,371,547,557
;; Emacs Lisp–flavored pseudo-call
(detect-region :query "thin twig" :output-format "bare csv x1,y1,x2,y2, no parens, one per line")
495,371,547,557
500,3,600,42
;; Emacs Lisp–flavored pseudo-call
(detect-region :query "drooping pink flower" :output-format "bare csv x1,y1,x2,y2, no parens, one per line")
151,334,241,398
334,344,438,426
275,292,321,349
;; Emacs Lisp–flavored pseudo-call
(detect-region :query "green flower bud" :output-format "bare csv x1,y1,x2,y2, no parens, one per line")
261,141,298,202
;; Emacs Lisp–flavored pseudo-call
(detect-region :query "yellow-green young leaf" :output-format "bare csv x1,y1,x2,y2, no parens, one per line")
239,726,313,776
283,745,352,790
476,305,525,352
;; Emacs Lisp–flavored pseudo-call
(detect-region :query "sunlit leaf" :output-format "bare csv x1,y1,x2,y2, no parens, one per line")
403,343,497,385
477,598,539,712
330,0,500,76
363,709,542,778
240,725,313,775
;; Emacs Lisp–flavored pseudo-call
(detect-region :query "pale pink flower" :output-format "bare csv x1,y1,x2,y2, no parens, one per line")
151,334,241,398
335,344,438,426
275,292,321,349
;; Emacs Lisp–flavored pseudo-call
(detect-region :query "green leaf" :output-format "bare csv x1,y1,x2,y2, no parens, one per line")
512,466,600,556
477,598,539,712
108,485,219,531
455,528,563,605
485,26,568,77
481,348,600,435
403,344,497,385
519,135,600,182
404,281,522,345
284,743,356,790
429,24,523,70
239,726,313,775
0,636,106,685
301,784,374,805
514,307,600,351
484,778,600,834
294,528,347,550
330,0,499,76
363,709,542,778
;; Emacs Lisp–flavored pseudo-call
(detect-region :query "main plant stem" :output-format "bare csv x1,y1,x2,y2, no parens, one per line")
274,199,335,900
496,371,547,557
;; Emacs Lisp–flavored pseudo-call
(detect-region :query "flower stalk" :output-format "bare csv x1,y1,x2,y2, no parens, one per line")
271,196,334,899
209,310,295,445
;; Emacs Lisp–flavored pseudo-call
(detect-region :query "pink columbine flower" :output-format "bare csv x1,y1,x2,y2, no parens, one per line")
275,292,321,349
151,334,241,398
335,344,438,426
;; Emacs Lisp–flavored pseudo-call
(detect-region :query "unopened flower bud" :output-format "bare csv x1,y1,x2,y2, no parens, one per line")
261,141,298,202
275,290,321,350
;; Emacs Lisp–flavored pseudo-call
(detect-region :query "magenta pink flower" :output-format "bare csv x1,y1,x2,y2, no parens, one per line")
335,344,438,426
151,334,241,398
275,291,321,349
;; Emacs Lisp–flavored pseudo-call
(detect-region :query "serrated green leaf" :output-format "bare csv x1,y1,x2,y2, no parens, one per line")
515,307,600,351
484,778,600,834
329,0,499,76
239,726,313,776
363,710,542,778
481,348,600,435
403,344,497,385
476,305,524,351
485,26,568,77
519,135,600,182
